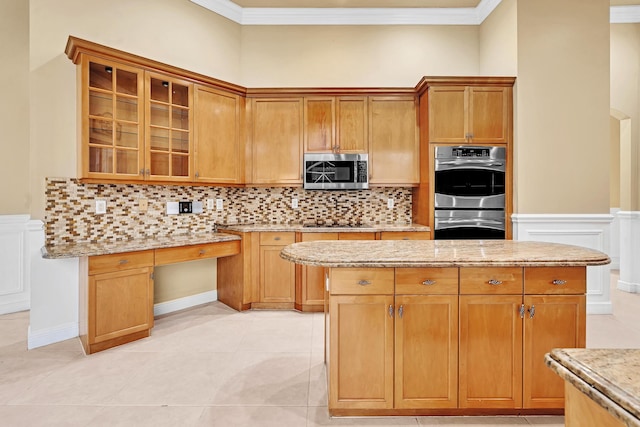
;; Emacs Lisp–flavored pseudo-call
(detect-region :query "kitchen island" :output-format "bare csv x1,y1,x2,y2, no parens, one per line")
281,240,610,416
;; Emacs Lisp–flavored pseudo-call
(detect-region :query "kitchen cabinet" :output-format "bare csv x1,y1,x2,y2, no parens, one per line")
304,96,368,153
193,85,244,184
297,231,377,312
379,231,431,240
394,268,458,409
257,232,296,307
428,85,511,144
79,250,154,354
368,96,419,185
79,55,146,180
328,268,395,410
249,98,303,184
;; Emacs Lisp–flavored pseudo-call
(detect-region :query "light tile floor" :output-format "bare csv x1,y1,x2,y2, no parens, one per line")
1,271,638,426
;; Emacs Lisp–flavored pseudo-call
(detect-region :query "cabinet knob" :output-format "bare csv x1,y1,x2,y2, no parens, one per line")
388,305,394,318
199,249,206,255
529,305,536,319
398,305,404,319
357,280,372,286
274,237,281,241
195,172,199,179
488,279,502,286
118,259,129,265
552,279,567,285
519,304,525,319
422,280,436,286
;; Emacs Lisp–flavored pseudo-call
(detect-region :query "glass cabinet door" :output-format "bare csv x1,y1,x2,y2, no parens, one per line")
85,57,144,178
146,73,192,180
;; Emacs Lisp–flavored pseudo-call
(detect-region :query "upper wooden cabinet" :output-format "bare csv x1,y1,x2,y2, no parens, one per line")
304,96,368,153
425,79,514,144
369,96,419,185
249,98,304,185
80,55,146,180
194,85,244,184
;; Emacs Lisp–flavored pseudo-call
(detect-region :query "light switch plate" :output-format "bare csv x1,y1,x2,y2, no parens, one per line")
95,200,106,214
292,198,299,209
216,199,223,211
166,202,179,215
207,199,214,210
387,198,394,209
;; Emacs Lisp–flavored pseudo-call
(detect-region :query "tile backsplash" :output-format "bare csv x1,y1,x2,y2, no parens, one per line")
45,178,412,245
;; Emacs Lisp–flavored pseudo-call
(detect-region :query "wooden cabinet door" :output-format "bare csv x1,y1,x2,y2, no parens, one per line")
304,97,335,153
395,295,458,409
329,295,394,410
459,295,523,409
468,86,510,143
428,86,467,143
336,97,368,153
299,233,338,309
194,85,243,183
523,295,586,409
369,96,419,185
89,267,153,345
81,55,145,180
250,98,303,184
145,72,193,181
259,245,295,303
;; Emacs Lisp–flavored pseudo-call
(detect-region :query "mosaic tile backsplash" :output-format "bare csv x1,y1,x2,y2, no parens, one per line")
45,178,412,245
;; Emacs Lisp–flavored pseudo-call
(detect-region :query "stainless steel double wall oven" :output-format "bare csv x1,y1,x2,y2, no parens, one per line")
434,146,506,239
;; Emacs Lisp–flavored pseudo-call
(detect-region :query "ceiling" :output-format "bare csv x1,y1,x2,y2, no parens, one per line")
231,0,636,7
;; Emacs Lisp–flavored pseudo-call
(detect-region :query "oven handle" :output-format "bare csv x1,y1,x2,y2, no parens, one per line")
437,161,504,167
437,218,504,226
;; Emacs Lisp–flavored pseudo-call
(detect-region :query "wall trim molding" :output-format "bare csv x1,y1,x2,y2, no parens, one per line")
190,0,502,25
153,290,218,317
512,213,613,315
27,322,79,350
617,210,640,294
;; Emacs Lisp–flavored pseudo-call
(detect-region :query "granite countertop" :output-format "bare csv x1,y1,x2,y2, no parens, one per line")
42,232,241,259
219,223,431,233
280,240,610,268
546,348,640,427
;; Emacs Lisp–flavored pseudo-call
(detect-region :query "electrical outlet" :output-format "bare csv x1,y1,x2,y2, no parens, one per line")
292,198,299,209
95,200,106,214
387,198,394,209
207,199,214,210
139,199,148,212
216,199,223,211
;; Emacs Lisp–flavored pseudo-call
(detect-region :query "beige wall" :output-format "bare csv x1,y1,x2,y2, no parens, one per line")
478,0,517,76
514,0,610,214
28,0,242,220
0,0,30,214
611,24,640,211
154,259,217,303
240,25,479,87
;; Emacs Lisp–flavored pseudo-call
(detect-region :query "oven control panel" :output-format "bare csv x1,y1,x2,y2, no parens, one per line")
451,147,490,157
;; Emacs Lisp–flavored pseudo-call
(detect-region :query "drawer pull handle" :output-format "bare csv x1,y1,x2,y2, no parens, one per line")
552,279,567,285
388,305,394,318
422,280,436,286
519,304,525,319
119,259,129,265
488,279,502,286
274,237,281,241
199,249,206,255
398,305,404,318
358,280,372,286
529,305,536,319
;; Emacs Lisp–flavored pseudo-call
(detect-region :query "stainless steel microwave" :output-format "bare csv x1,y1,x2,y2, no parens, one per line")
303,153,369,190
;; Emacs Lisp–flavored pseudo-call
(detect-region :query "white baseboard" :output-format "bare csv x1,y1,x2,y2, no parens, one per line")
153,290,218,317
512,213,613,315
618,279,640,293
27,322,79,350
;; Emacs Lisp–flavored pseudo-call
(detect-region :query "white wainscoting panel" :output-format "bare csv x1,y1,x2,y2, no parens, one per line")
610,208,621,270
154,290,218,317
512,213,613,314
618,211,640,294
0,215,31,314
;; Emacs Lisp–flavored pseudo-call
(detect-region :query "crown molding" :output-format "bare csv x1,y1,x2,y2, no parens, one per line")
191,0,501,25
611,5,640,24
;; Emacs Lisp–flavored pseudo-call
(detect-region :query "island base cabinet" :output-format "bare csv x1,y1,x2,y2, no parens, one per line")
564,382,626,427
329,295,394,411
523,295,586,409
394,295,458,409
459,295,523,409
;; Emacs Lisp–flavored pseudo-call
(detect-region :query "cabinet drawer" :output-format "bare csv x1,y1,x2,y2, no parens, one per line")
460,267,523,294
88,250,154,275
395,268,458,295
260,232,295,245
330,268,394,295
379,231,431,240
524,267,586,294
155,241,240,266
338,232,376,240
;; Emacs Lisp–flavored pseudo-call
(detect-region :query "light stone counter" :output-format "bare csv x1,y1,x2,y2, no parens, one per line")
546,349,640,427
42,232,241,259
280,240,610,268
219,223,430,233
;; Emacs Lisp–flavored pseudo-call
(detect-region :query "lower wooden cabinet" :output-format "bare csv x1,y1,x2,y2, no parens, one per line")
80,250,154,354
257,232,296,308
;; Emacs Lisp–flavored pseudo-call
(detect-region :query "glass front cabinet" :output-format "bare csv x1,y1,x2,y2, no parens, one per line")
79,55,192,181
